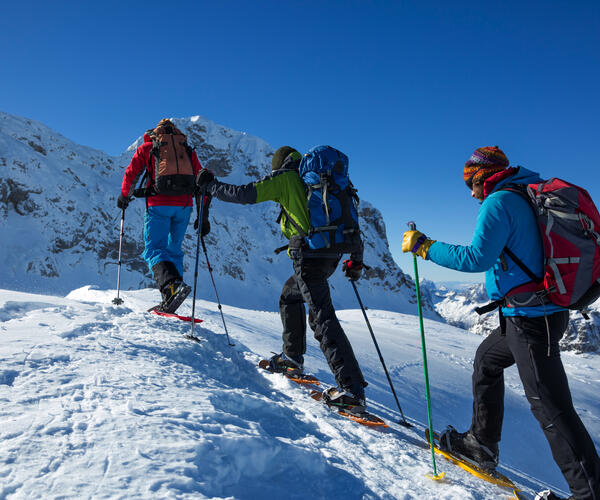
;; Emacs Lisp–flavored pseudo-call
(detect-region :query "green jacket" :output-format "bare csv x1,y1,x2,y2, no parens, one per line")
207,169,310,240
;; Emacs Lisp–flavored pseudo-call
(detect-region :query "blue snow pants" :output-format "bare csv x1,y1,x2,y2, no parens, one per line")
142,205,192,277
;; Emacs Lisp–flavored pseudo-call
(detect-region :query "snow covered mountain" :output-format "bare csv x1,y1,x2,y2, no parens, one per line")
427,281,600,353
2,287,590,498
0,111,435,316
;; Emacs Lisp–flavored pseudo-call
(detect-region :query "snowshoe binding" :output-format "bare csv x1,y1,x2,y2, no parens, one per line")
155,280,192,314
315,388,387,427
425,428,517,491
438,425,499,471
321,387,367,414
258,353,319,385
265,352,304,375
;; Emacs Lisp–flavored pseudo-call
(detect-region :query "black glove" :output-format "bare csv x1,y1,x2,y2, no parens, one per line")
342,259,363,281
196,169,215,189
195,217,211,236
117,194,130,209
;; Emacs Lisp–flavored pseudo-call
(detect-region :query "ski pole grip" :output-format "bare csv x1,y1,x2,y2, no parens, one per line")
407,221,417,231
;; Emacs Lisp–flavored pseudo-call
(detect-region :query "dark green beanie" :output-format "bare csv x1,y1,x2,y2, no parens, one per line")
272,146,301,171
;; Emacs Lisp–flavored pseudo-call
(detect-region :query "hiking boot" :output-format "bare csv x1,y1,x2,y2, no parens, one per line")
534,491,572,500
160,280,192,314
267,352,304,375
439,426,499,471
322,387,366,414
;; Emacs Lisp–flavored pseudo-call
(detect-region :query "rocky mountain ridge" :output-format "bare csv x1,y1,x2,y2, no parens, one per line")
425,280,600,353
0,111,435,316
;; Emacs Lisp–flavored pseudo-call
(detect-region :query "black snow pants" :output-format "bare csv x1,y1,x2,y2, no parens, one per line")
279,246,366,398
471,311,600,500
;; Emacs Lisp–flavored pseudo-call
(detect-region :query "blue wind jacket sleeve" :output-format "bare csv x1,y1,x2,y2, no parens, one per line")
427,195,510,272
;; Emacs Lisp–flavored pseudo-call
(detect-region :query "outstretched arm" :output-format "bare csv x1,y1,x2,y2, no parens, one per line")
427,195,510,272
203,171,288,205
207,180,259,205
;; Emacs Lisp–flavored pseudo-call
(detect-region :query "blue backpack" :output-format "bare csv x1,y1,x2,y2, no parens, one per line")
298,145,361,253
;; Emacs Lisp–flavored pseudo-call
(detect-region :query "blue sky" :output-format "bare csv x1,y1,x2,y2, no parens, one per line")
2,0,599,283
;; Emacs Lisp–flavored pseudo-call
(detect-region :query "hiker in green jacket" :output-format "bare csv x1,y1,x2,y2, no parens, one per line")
196,146,368,412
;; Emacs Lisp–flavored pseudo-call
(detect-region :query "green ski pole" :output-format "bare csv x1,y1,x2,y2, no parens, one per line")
408,221,444,481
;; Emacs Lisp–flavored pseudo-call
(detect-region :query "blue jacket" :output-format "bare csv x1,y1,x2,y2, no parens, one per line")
427,167,565,317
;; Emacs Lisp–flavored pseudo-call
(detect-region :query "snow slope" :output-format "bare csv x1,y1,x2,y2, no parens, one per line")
2,286,595,499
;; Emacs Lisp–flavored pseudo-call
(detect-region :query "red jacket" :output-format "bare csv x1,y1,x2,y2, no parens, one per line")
121,133,203,207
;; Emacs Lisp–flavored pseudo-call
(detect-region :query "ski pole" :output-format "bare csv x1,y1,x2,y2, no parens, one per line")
112,207,126,305
190,188,206,339
408,221,443,480
350,279,411,427
201,236,234,346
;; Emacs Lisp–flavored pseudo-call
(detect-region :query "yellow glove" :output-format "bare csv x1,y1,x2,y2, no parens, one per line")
402,230,436,259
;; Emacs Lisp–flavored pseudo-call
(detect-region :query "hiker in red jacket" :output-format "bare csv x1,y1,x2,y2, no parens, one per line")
118,118,210,312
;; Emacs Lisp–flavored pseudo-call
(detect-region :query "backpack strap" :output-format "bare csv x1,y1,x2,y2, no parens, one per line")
305,173,341,248
503,246,542,283
274,205,306,254
498,183,544,283
279,205,307,238
132,149,158,200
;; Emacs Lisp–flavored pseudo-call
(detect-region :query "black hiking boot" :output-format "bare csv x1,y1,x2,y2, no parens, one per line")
439,426,499,471
267,352,304,376
159,280,192,314
322,387,366,414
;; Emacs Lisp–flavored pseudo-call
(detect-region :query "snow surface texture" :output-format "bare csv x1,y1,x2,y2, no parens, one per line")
1,287,594,499
424,281,600,353
0,111,434,318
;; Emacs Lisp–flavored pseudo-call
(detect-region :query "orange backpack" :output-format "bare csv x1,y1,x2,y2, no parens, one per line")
147,123,196,196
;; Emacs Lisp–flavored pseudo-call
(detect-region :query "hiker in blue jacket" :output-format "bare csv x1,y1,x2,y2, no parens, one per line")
402,146,600,500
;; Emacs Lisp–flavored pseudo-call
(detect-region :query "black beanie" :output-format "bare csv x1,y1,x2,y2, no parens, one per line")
272,146,300,171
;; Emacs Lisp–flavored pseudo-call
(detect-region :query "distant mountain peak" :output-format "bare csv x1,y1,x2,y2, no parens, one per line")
0,111,437,316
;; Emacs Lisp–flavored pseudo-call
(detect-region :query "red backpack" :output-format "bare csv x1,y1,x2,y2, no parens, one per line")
503,179,600,317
